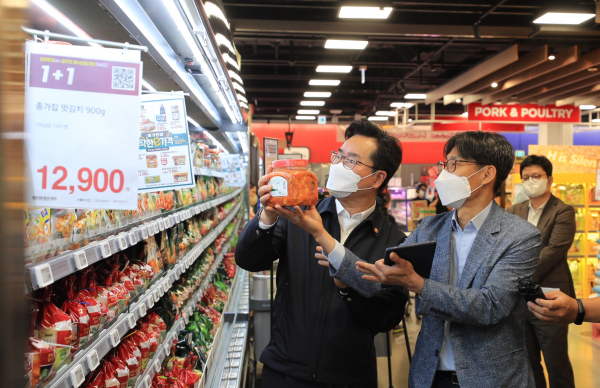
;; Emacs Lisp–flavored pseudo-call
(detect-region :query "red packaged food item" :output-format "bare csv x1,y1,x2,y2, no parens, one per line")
147,311,167,341
131,331,151,371
139,322,159,359
25,338,56,387
117,342,140,387
105,356,129,388
75,289,102,336
38,300,72,369
83,368,105,388
102,360,120,388
86,271,110,326
264,159,318,207
123,266,145,293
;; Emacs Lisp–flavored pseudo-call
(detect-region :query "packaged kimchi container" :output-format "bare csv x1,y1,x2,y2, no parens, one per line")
265,159,318,207
146,155,158,169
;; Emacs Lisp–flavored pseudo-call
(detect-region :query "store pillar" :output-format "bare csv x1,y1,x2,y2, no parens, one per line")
538,123,574,146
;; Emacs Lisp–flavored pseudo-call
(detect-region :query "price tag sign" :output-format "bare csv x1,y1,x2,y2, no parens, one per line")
141,226,148,240
154,290,160,303
144,375,152,388
118,234,128,250
24,42,141,209
164,346,170,358
100,242,112,258
127,313,136,329
147,296,154,309
73,250,88,270
128,231,137,246
154,359,161,373
70,364,86,388
109,329,120,347
158,218,164,231
87,349,100,371
138,303,147,317
174,213,180,224
153,222,159,234
34,263,54,288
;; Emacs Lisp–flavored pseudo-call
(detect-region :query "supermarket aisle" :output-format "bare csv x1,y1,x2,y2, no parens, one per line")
377,304,600,388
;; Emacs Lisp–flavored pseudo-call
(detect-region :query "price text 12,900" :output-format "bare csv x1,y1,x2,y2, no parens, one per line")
37,166,124,194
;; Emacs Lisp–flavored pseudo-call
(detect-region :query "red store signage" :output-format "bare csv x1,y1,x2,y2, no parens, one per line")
468,102,580,123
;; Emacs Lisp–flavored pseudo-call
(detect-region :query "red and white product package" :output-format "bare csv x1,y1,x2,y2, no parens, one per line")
102,359,122,388
117,342,140,387
38,302,72,369
106,354,130,388
25,337,56,387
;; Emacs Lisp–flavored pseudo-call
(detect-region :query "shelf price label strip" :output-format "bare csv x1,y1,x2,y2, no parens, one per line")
26,189,242,291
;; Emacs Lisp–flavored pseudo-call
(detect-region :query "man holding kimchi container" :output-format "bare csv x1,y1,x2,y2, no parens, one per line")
236,119,408,388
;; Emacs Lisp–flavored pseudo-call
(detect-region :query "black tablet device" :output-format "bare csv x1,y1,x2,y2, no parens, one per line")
383,242,437,279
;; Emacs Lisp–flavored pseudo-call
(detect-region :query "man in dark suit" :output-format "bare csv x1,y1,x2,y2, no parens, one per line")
508,155,576,388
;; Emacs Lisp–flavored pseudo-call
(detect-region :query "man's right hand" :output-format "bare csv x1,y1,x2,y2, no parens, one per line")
258,165,278,225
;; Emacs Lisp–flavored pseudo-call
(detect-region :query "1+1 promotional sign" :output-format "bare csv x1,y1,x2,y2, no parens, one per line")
25,41,142,210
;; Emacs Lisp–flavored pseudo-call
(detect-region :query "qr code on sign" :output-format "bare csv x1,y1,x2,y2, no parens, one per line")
111,66,136,91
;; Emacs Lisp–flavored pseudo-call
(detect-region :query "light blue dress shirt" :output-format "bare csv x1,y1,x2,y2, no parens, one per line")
437,200,494,371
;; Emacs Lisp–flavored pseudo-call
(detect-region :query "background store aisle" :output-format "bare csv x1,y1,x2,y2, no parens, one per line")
377,302,600,388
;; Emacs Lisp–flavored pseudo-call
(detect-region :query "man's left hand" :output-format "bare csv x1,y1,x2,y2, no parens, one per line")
356,252,424,295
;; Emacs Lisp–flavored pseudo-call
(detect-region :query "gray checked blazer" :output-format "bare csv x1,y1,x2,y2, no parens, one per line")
332,202,542,388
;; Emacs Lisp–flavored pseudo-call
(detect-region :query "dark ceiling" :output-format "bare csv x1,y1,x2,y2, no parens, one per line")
224,0,600,120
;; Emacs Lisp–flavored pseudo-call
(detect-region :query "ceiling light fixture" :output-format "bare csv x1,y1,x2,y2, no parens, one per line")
309,79,341,86
339,6,393,19
408,118,413,122
228,70,244,85
304,92,332,98
330,109,342,114
316,65,353,73
491,82,498,88
456,99,462,103
368,116,388,121
548,55,556,60
592,118,600,123
462,112,468,117
224,53,239,70
533,12,595,25
298,110,320,115
324,39,369,50
237,131,248,153
301,101,326,106
296,115,316,120
588,68,598,72
376,111,396,116
404,94,426,99
232,82,245,94
204,2,230,29
390,102,413,108
579,105,596,110
215,33,235,52
236,94,247,103
31,0,102,47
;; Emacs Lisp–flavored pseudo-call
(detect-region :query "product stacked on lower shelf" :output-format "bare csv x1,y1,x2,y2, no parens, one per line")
25,195,244,388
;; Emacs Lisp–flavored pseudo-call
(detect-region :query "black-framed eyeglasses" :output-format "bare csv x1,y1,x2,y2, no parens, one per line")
331,151,375,171
521,174,547,183
437,159,482,173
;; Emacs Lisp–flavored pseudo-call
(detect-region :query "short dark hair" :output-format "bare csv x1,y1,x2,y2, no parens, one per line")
520,155,552,177
345,119,403,193
443,131,514,192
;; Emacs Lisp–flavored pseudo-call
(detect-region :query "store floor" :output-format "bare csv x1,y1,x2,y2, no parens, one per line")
377,301,600,388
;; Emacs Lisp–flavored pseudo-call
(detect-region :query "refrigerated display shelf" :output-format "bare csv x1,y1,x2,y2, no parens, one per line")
25,188,243,292
194,167,226,178
40,202,243,388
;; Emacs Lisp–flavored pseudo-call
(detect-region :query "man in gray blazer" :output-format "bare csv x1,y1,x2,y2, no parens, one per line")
507,155,576,388
328,132,542,388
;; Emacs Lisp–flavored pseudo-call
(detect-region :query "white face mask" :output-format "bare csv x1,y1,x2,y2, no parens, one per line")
326,163,378,198
434,166,487,209
522,179,548,198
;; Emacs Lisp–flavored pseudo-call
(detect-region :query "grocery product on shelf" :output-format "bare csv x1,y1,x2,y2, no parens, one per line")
264,159,318,207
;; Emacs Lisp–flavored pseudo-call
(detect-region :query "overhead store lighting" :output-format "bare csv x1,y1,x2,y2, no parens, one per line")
187,116,200,127
215,33,235,53
236,94,247,103
229,70,244,85
408,118,413,122
390,102,413,108
325,39,369,50
592,118,600,123
330,109,342,114
301,101,325,106
580,105,596,110
224,53,240,70
304,92,331,98
316,65,353,73
204,2,230,29
376,111,396,116
533,12,595,25
548,55,556,60
31,0,102,47
456,99,462,103
204,131,229,154
368,116,388,121
298,110,320,114
232,82,245,94
296,115,316,120
239,102,249,109
404,94,426,99
462,112,468,117
491,82,498,88
310,79,341,86
339,6,393,19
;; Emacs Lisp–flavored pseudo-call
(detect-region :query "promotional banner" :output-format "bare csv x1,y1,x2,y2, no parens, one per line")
221,154,245,187
529,145,600,174
138,94,195,191
25,41,141,209
468,102,580,123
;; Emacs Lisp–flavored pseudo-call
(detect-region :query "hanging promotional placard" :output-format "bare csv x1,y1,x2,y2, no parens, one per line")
596,160,600,201
24,41,141,209
138,94,195,191
468,102,579,123
263,137,278,175
221,154,244,187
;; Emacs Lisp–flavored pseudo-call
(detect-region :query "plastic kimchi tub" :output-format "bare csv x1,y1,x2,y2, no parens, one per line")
265,159,318,207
